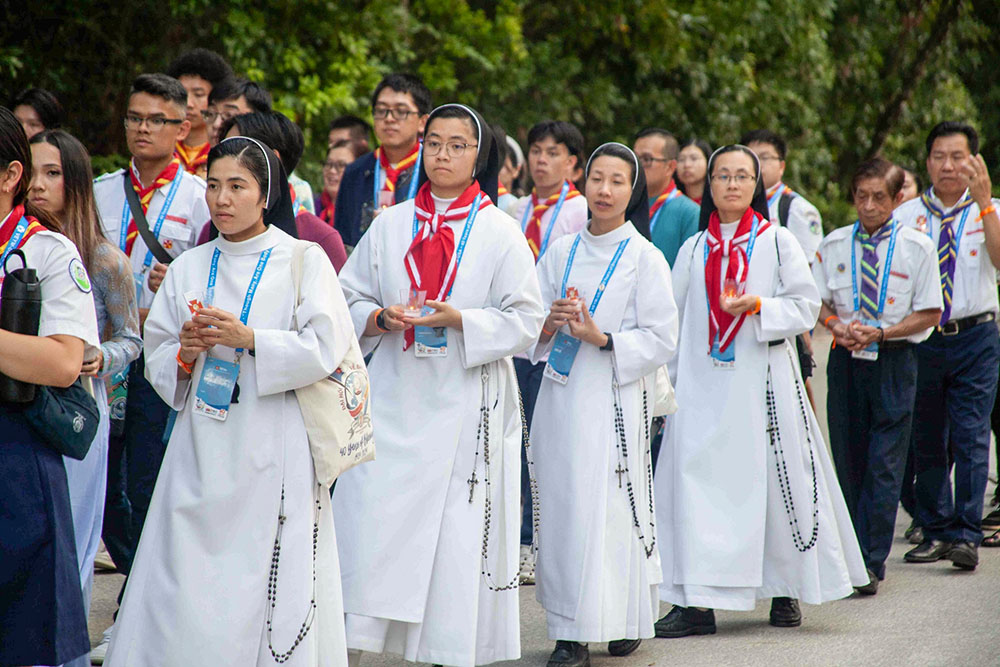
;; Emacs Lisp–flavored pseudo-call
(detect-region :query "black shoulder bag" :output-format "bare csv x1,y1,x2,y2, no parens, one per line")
123,171,173,265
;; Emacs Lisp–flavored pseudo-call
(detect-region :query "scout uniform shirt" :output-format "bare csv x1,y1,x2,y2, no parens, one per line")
94,162,211,309
767,182,824,264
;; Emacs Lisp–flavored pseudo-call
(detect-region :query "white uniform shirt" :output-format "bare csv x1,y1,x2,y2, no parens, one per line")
93,164,210,309
767,184,823,264
0,210,99,350
813,222,942,343
895,189,1000,320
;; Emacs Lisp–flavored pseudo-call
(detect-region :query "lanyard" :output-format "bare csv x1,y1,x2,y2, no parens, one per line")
923,202,972,251
560,234,630,315
521,181,570,259
119,169,184,269
373,143,423,209
412,193,482,300
649,188,682,236
767,182,786,211
0,215,31,266
850,219,899,317
206,246,272,355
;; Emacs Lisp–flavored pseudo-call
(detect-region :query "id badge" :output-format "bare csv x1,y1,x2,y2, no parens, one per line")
414,305,447,357
710,337,736,369
108,368,129,420
544,331,583,385
194,356,239,421
852,317,880,361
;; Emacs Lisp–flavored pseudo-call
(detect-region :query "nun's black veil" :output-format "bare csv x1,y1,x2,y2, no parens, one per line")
697,144,770,231
206,136,298,241
585,142,651,240
415,103,500,203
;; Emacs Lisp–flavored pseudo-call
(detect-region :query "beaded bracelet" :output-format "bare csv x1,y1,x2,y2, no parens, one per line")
176,350,194,374
976,204,996,222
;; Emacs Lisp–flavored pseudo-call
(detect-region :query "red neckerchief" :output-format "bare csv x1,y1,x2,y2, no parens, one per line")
124,158,182,256
174,141,210,174
403,181,490,349
376,143,421,192
704,207,770,353
649,179,679,218
0,204,46,256
523,181,581,260
498,182,509,197
319,191,335,224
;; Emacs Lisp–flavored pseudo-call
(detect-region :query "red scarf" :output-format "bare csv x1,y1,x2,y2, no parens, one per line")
376,143,421,192
498,182,509,198
704,207,770,354
124,158,182,256
319,191,335,224
403,181,491,349
0,204,46,257
523,181,581,260
174,141,210,174
649,179,679,219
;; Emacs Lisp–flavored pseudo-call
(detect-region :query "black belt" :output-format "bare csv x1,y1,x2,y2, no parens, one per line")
880,339,911,351
768,339,786,347
936,312,996,336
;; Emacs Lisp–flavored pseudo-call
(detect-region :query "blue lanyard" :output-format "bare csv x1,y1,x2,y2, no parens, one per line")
521,181,571,260
411,193,482,299
373,143,423,210
923,202,971,251
850,219,899,317
560,233,631,315
119,169,184,268
0,215,31,266
206,247,272,355
767,182,786,211
649,188,682,236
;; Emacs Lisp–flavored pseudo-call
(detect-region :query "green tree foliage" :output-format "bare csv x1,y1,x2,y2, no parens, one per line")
2,0,994,229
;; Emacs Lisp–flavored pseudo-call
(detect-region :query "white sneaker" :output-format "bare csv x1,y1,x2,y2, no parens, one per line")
90,624,113,664
518,544,535,585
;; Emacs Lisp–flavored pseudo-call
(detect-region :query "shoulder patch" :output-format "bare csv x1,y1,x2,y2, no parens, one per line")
69,258,92,293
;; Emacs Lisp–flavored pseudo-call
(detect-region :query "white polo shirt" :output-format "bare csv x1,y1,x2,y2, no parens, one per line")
93,164,210,309
767,184,824,264
895,189,1000,321
813,221,942,344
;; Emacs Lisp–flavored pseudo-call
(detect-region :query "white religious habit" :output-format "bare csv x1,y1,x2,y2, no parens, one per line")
333,192,544,667
657,220,868,612
106,226,353,666
530,221,678,641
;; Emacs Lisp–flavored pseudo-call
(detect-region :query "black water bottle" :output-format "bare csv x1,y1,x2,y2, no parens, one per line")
0,249,41,403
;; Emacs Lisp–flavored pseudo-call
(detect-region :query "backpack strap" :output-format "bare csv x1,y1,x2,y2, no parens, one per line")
778,191,795,228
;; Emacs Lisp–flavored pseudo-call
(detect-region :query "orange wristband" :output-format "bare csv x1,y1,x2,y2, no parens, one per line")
373,308,390,333
176,350,194,374
749,297,762,315
976,205,996,222
542,326,555,336
823,315,839,330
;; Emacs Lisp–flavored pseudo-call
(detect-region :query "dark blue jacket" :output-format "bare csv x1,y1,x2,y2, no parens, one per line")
334,151,418,248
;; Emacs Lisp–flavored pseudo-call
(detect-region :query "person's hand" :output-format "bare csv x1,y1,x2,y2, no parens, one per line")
381,304,412,331
405,300,462,330
192,306,255,350
567,301,608,347
828,319,859,349
544,297,583,333
847,320,882,351
963,154,994,209
720,293,760,316
148,262,168,293
81,349,104,376
179,319,211,366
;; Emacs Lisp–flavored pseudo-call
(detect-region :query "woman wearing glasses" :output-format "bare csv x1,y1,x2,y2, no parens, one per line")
317,139,359,226
334,103,544,667
654,145,866,637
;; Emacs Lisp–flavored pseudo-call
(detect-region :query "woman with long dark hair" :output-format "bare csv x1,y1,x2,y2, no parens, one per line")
0,107,99,666
674,138,711,205
29,129,141,650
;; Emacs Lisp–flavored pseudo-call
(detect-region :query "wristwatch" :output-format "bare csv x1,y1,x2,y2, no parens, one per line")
600,333,614,351
375,309,388,332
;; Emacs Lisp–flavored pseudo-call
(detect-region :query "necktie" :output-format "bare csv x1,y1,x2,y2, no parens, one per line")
921,191,973,324
856,222,894,320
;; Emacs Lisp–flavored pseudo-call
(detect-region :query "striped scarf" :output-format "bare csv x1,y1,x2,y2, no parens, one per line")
124,158,182,256
921,189,974,324
376,143,420,193
523,181,581,260
174,141,210,175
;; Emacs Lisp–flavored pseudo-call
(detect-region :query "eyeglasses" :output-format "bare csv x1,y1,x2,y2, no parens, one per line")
424,139,478,158
200,109,240,124
373,106,419,121
757,155,782,163
124,115,184,131
323,160,350,173
637,156,668,167
711,173,756,185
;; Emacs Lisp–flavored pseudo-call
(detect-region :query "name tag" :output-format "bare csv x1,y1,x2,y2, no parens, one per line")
194,356,239,421
544,331,582,385
852,317,880,361
414,305,447,357
711,337,735,369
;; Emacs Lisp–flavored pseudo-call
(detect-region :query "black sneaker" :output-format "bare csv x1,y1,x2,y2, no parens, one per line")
547,641,590,667
607,638,641,657
654,606,716,638
769,597,802,627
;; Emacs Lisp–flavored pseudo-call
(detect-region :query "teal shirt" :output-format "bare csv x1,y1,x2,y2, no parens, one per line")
648,195,700,266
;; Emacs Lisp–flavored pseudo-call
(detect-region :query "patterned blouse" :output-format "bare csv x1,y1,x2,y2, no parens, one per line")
90,241,142,377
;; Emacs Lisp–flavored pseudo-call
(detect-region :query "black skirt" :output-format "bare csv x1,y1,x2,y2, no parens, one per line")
0,408,89,666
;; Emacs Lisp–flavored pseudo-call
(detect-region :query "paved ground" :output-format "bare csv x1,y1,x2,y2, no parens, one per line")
89,329,1000,665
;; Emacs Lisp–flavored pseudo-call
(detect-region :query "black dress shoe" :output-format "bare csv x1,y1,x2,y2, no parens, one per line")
654,606,716,638
949,540,978,570
547,641,590,667
769,597,801,627
904,539,953,563
854,568,879,596
907,525,924,545
607,638,641,657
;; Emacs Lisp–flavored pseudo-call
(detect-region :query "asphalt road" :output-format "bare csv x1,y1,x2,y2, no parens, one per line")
88,329,1000,666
